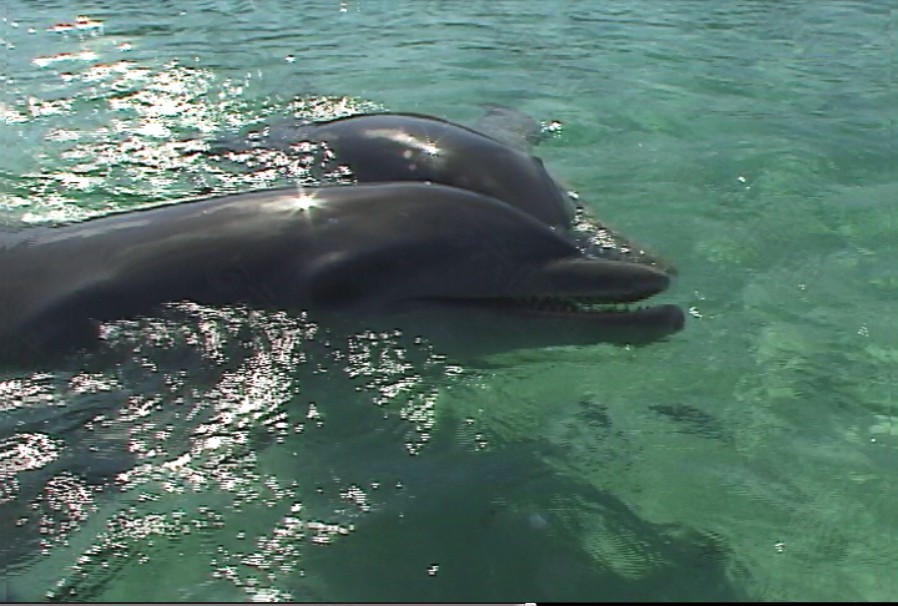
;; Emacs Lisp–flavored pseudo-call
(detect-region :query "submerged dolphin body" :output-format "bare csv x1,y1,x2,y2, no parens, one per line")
0,183,683,366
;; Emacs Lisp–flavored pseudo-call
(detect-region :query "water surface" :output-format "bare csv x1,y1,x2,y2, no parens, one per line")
1,0,895,601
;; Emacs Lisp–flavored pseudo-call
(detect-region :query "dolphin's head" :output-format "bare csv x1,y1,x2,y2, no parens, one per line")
298,183,684,349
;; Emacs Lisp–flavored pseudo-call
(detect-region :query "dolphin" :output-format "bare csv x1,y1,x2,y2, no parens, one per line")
0,183,683,367
214,111,574,228
209,110,671,270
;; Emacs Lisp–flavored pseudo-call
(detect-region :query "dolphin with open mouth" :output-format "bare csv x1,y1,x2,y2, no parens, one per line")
0,181,683,367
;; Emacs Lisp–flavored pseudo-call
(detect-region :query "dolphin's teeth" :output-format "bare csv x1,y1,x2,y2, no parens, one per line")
505,294,648,315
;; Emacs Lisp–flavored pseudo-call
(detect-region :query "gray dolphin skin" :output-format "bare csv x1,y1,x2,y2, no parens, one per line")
0,183,683,366
215,110,672,270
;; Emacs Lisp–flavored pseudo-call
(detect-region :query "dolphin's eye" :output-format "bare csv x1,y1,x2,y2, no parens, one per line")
306,241,451,312
305,247,415,310
307,258,369,309
311,279,365,310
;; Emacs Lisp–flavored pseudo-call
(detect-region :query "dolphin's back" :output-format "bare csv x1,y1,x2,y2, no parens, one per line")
297,113,577,229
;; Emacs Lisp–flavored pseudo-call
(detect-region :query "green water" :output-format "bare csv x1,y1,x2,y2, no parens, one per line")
1,0,895,601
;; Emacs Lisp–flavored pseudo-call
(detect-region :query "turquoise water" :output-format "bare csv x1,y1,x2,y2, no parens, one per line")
2,0,895,601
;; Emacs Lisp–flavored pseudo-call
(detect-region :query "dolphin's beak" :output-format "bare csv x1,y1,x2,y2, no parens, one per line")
419,255,684,345
533,257,670,302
